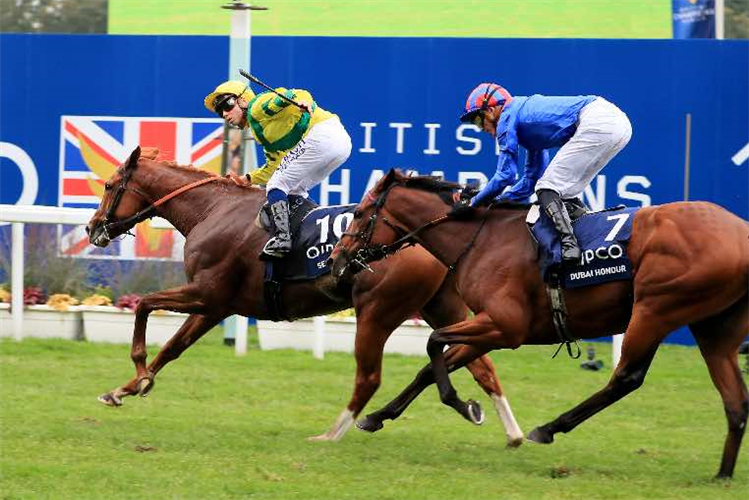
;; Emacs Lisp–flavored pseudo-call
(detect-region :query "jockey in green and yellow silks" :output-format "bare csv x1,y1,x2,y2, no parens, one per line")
205,80,351,260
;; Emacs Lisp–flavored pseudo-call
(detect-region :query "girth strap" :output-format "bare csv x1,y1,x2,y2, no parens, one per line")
545,273,581,359
263,261,287,322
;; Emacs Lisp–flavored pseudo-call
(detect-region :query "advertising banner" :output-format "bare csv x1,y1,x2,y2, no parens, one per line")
672,0,716,38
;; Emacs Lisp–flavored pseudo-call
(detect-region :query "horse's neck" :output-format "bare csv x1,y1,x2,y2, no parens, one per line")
394,191,526,265
136,164,229,235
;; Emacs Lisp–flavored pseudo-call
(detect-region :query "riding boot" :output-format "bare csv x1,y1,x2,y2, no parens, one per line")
537,189,582,265
260,200,292,260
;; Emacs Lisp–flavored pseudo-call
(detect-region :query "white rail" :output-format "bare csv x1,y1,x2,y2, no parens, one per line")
0,204,622,367
0,204,172,342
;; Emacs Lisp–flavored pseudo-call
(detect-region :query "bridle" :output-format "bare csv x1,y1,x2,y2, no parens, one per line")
101,161,221,240
337,180,490,276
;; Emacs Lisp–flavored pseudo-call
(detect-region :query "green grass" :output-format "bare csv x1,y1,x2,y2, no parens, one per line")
108,0,672,38
1,331,747,500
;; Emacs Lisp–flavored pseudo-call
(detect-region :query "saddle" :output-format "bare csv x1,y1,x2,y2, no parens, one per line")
527,202,639,357
257,196,356,321
527,203,638,288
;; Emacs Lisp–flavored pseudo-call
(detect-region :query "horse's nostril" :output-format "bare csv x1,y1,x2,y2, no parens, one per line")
85,226,90,235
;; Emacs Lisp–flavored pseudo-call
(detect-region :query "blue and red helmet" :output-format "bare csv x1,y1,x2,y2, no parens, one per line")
459,83,512,123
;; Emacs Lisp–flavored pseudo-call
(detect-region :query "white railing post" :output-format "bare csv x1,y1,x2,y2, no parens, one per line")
11,222,24,341
313,315,326,359
234,315,249,355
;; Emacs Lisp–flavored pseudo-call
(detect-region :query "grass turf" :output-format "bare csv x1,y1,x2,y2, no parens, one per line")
1,329,747,499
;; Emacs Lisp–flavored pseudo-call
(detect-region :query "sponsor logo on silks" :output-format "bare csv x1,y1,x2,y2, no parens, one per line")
58,116,224,260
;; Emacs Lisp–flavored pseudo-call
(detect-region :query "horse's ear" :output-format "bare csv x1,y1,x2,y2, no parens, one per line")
383,168,398,186
126,146,141,169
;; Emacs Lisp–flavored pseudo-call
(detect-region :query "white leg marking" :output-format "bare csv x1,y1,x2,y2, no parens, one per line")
308,408,355,442
491,393,524,447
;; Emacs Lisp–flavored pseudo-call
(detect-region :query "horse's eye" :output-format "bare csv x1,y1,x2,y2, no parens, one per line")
104,182,112,190
353,210,362,219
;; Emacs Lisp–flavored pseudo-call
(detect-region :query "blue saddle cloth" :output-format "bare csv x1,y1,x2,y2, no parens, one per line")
275,203,355,281
530,205,640,289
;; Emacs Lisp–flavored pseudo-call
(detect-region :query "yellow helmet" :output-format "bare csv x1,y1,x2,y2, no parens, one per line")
204,80,256,114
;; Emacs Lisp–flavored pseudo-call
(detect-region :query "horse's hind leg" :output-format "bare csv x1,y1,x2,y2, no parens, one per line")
527,309,666,445
690,294,749,479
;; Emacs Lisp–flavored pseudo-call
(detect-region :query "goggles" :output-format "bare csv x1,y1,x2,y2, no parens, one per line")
213,94,238,117
471,112,484,128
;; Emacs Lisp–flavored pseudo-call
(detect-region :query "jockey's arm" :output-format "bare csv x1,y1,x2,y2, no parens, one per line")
247,149,287,185
472,128,519,207
498,149,550,202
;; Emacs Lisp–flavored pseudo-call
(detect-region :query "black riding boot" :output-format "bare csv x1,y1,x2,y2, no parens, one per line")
260,200,292,260
537,189,582,265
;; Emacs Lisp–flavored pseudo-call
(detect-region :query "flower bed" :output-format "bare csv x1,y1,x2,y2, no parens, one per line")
256,316,432,356
0,303,83,340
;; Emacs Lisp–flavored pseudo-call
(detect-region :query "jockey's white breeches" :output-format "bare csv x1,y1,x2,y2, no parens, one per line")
535,97,632,199
266,116,352,198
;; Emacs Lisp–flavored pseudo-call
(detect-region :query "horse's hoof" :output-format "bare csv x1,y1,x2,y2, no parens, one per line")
527,426,554,444
506,435,524,448
98,392,122,407
466,399,484,425
356,416,384,433
137,376,155,397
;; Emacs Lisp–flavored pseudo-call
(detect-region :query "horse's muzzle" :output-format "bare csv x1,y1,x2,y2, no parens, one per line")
87,223,111,248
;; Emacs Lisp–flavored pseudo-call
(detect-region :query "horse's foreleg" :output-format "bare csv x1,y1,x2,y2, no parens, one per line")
466,355,524,447
427,313,504,426
309,318,389,441
421,277,523,446
98,284,212,407
356,344,488,432
527,311,662,445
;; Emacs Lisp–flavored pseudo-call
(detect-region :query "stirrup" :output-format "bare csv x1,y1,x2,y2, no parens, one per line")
261,237,291,258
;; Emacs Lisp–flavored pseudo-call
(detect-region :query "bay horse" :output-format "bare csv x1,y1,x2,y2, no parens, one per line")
85,146,524,445
331,169,749,478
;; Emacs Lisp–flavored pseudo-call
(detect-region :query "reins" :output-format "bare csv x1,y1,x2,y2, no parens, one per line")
104,173,222,236
343,181,490,275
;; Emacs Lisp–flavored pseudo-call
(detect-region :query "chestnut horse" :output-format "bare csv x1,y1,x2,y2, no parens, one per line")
85,147,523,445
331,169,749,478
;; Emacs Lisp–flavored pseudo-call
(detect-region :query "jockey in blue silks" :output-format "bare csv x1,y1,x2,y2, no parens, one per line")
461,83,632,265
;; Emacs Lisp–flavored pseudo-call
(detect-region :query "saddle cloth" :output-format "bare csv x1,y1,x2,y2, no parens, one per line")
528,205,640,289
264,198,355,281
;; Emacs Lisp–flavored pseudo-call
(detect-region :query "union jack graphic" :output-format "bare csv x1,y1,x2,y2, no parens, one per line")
58,116,224,260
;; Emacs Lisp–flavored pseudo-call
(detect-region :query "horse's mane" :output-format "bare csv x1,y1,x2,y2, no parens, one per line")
402,175,463,193
393,173,530,211
138,147,257,190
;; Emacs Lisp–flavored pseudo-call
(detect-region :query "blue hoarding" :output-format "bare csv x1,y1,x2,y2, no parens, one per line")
1,34,747,216
1,34,747,344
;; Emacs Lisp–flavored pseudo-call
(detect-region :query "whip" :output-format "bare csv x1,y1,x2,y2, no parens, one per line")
239,69,306,110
